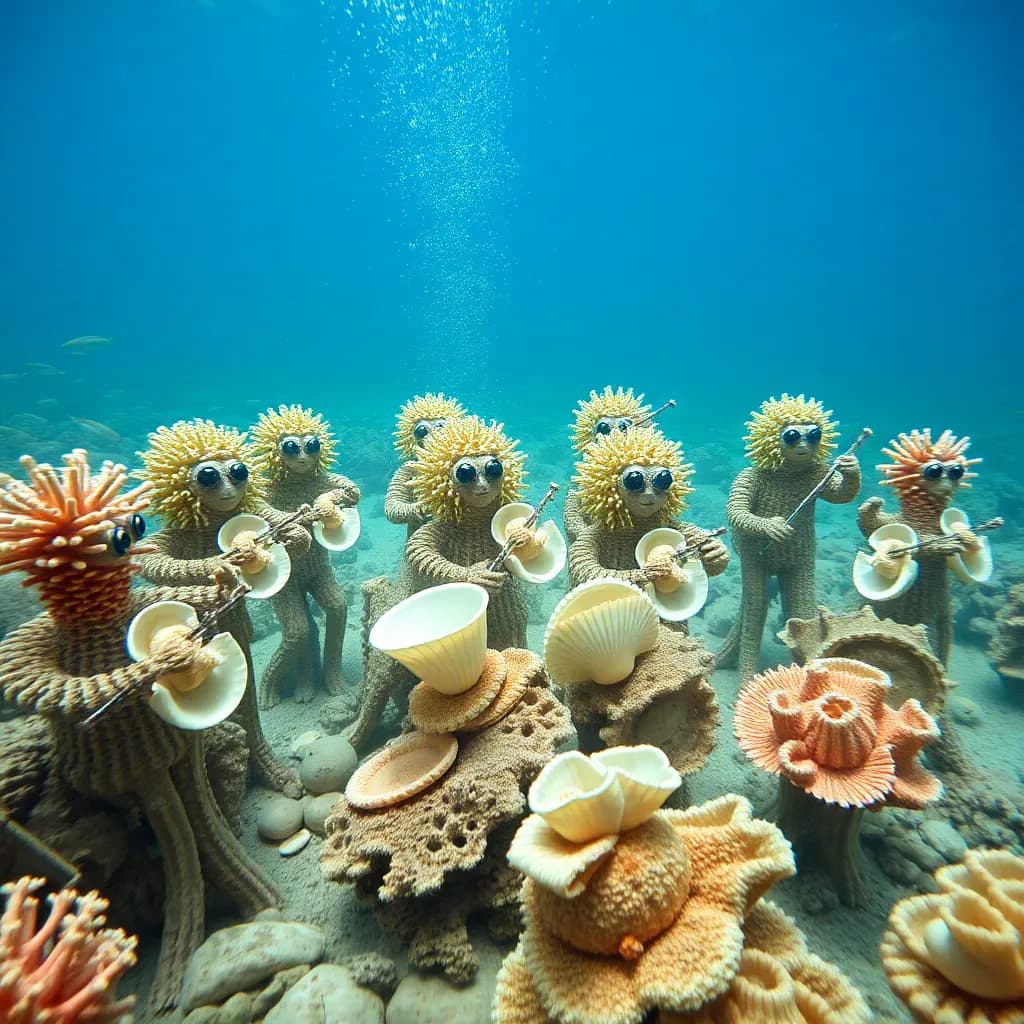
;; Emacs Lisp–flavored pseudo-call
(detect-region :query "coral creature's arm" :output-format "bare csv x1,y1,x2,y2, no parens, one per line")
406,522,506,594
562,490,587,542
568,526,648,587
0,616,194,717
726,469,791,543
252,501,311,556
133,562,239,614
137,530,223,587
323,472,361,506
821,454,862,504
384,464,425,526
911,530,964,561
857,496,898,538
679,521,730,576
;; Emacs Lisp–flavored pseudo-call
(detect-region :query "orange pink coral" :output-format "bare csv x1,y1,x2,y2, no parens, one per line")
879,429,980,518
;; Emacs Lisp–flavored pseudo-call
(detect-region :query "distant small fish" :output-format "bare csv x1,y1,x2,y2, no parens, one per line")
37,398,60,409
72,417,122,445
0,373,25,381
24,362,64,376
62,335,113,349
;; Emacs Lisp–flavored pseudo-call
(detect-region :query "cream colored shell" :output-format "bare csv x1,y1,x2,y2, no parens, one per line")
591,745,681,831
543,578,659,686
369,582,488,695
314,506,361,552
527,750,625,844
127,600,246,730
490,501,567,583
344,731,458,810
941,508,994,584
634,527,709,622
506,813,618,899
217,513,292,599
853,523,919,601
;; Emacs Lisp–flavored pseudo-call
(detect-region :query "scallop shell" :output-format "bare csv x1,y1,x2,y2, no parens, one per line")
217,513,291,600
314,506,361,552
344,732,458,810
527,750,624,843
853,523,919,601
543,579,659,685
490,502,567,584
369,583,488,695
941,508,993,584
127,600,246,731
507,813,618,897
634,527,710,622
591,745,682,831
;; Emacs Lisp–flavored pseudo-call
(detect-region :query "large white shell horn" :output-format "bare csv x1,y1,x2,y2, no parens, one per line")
543,578,659,686
941,508,994,584
853,523,919,601
314,506,361,553
490,502,567,584
369,582,489,695
633,527,709,622
217,513,291,599
126,600,246,730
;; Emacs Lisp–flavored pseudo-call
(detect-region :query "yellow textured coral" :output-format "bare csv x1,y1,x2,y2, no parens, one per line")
573,429,693,531
137,419,266,528
250,404,338,481
393,392,468,459
410,418,525,523
881,849,1024,1023
571,387,652,454
744,394,838,470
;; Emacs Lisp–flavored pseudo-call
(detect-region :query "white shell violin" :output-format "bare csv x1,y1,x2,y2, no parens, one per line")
217,513,291,599
941,508,994,584
490,501,567,584
853,523,919,601
314,505,361,553
634,527,709,623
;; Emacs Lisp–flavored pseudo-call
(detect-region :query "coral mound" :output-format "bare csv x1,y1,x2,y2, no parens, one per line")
0,875,137,1023
735,657,941,809
881,848,1024,1023
989,583,1024,686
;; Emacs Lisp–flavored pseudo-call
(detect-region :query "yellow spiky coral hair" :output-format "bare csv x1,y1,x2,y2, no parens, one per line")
571,386,653,453
574,429,693,530
410,418,525,523
879,429,980,515
137,419,266,529
393,393,468,460
250,404,337,481
745,394,838,469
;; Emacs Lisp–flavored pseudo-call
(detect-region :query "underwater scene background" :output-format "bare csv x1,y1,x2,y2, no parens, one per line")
1,1,1022,1022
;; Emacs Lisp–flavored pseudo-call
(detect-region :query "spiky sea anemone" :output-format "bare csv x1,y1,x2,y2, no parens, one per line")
879,429,980,516
250,404,337,481
570,386,652,454
393,392,468,460
744,394,838,470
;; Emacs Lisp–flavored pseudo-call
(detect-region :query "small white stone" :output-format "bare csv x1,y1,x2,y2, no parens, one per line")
279,829,312,856
291,730,322,758
257,797,305,842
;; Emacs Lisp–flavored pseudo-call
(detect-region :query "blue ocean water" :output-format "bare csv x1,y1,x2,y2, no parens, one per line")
2,1,1023,1019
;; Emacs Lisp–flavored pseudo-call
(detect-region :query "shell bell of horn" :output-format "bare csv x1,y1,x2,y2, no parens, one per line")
490,501,567,583
634,527,709,622
217,513,291,599
853,522,919,601
941,508,994,584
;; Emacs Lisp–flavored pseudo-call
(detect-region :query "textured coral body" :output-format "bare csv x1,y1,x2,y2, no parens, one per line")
989,583,1024,684
881,849,1024,1023
384,462,428,539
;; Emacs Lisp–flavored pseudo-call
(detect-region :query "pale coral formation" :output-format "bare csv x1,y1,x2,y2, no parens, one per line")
881,849,1024,1023
0,875,138,1023
989,582,1024,686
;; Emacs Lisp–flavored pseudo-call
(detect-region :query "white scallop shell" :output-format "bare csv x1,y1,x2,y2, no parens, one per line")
634,527,710,622
314,506,361,552
506,814,618,897
490,502,568,584
592,745,682,831
528,750,624,843
853,523,919,601
543,578,659,686
369,582,488,695
941,508,994,584
127,600,246,731
216,513,291,599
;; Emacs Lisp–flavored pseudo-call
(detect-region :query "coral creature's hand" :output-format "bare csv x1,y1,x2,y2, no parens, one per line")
700,538,730,575
313,493,343,527
210,561,244,598
466,561,507,595
927,536,966,559
834,454,859,474
147,626,204,676
861,496,885,512
278,522,312,556
643,546,678,580
761,517,793,544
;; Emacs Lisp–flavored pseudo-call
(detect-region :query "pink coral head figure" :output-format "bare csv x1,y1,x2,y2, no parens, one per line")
0,450,153,626
879,429,981,516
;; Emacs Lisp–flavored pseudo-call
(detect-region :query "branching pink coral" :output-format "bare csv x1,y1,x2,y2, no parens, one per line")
0,875,137,1023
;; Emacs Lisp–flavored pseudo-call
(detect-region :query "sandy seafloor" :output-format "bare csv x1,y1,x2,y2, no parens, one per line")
101,439,1024,1024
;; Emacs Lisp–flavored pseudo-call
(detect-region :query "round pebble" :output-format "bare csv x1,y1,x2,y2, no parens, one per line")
299,735,358,795
278,829,312,857
291,729,322,758
257,797,305,841
303,792,343,836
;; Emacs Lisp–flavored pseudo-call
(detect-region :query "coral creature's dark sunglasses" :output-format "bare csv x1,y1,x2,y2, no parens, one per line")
922,461,965,481
621,468,674,493
414,419,446,440
781,426,822,447
196,463,249,488
455,459,503,484
109,513,147,556
281,437,321,456
595,417,634,436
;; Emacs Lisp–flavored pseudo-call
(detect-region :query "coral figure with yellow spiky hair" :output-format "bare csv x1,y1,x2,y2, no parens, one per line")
720,394,861,682
136,417,310,796
386,392,469,538
568,428,729,599
858,429,982,665
0,449,280,1013
248,404,360,706
563,386,660,544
